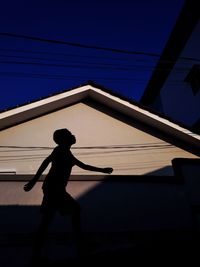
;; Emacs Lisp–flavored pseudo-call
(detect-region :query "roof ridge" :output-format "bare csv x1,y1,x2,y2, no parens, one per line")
0,80,199,136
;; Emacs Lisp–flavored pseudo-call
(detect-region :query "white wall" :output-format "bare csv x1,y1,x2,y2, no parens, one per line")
0,101,197,176
0,180,192,233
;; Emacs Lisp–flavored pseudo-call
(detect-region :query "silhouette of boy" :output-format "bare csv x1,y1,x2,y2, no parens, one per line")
24,128,113,261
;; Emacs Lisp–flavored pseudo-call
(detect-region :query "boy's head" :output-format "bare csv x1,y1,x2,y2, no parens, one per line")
53,128,76,146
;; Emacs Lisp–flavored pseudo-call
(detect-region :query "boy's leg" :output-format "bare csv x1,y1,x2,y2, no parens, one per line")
60,192,84,258
71,208,84,258
32,210,55,261
72,208,81,237
61,192,82,244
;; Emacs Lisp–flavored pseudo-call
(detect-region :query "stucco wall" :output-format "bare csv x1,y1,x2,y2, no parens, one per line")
0,180,192,233
0,101,197,176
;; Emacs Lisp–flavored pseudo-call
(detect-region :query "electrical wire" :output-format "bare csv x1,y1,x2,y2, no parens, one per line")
0,32,161,57
0,143,176,164
0,33,199,62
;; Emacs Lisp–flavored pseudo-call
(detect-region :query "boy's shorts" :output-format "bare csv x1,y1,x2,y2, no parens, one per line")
40,189,80,215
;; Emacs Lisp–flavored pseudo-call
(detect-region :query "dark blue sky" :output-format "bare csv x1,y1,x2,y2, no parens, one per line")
0,0,184,111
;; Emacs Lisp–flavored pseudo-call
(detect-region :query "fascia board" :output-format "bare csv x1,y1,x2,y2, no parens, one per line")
88,87,200,147
0,85,90,130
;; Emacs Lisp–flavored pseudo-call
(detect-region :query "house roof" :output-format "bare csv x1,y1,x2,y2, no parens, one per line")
0,81,199,156
140,0,199,105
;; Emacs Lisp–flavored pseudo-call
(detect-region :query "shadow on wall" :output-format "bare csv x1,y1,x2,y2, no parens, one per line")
0,170,192,235
145,165,174,176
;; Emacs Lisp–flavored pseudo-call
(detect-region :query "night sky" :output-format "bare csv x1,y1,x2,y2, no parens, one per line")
0,0,185,111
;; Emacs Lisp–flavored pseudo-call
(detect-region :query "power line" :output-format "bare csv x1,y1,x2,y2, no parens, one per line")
0,71,148,82
0,32,161,57
0,59,191,73
0,143,173,150
0,53,157,68
0,59,154,72
0,143,177,170
0,53,194,71
0,47,156,63
1,47,199,65
1,33,200,63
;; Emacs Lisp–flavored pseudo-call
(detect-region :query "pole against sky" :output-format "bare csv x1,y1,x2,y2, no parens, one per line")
0,0,185,111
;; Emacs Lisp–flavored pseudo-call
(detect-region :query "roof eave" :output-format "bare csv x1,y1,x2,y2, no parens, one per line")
0,83,199,155
88,88,200,149
0,85,91,130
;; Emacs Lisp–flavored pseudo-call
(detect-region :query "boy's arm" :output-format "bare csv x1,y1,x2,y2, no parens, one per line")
74,157,113,174
24,156,52,192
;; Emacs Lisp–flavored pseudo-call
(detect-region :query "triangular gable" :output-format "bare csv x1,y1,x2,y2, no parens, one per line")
0,82,199,176
0,83,199,154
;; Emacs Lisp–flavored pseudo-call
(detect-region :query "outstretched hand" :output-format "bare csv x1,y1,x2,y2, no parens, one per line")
102,167,113,174
23,180,35,192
